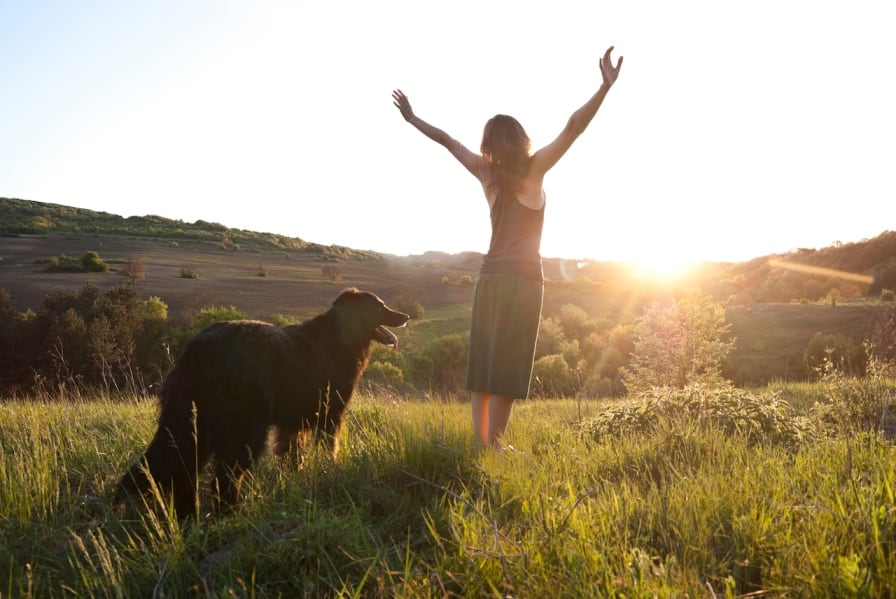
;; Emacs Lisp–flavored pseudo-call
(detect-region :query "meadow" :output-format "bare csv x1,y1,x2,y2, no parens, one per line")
3,200,896,596
2,375,895,597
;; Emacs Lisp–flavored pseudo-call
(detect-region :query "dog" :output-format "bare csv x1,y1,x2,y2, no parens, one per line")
114,287,409,517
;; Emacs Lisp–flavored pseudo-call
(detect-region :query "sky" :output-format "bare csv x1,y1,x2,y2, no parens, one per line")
2,1,893,273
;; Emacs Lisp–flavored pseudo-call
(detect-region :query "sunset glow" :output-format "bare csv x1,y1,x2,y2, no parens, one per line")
1,2,892,263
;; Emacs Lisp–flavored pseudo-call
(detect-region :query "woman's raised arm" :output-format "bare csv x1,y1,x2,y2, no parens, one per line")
392,89,485,179
530,46,623,176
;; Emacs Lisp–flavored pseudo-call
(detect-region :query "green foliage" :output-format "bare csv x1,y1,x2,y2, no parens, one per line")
80,250,109,273
3,392,896,596
0,283,171,393
581,385,818,449
556,303,596,341
804,332,865,378
192,305,249,332
1,197,385,260
534,316,565,358
41,253,81,272
408,332,467,393
268,313,298,326
623,295,734,394
809,352,895,435
531,354,575,398
362,361,405,386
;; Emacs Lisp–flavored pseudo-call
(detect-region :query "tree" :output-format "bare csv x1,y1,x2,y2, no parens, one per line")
623,294,734,394
321,265,343,281
119,256,146,283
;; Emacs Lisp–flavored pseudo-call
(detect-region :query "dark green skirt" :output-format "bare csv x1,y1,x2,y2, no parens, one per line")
465,272,544,399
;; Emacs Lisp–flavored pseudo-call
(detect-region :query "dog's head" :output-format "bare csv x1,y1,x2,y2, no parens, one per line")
331,288,410,349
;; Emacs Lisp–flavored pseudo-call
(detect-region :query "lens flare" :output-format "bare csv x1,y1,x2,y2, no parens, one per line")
767,259,873,284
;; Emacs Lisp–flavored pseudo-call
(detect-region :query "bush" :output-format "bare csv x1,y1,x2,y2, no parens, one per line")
578,373,625,398
535,317,566,359
531,354,575,398
80,251,109,273
580,385,818,450
43,253,81,272
804,332,865,378
119,256,145,283
192,305,249,332
623,295,734,394
363,361,404,385
409,333,467,392
179,265,199,279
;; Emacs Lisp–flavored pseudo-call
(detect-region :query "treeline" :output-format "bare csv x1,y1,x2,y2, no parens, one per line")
0,197,381,261
2,281,895,399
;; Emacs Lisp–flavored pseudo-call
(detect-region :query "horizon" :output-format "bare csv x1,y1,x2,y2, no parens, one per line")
6,196,887,275
2,2,893,270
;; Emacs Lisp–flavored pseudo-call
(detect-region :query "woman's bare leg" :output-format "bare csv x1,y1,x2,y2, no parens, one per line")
471,391,490,446
488,395,514,446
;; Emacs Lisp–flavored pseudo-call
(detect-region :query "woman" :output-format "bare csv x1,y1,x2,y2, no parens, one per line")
393,46,623,448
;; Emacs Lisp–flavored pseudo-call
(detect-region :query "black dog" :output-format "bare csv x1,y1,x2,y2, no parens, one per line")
115,288,409,517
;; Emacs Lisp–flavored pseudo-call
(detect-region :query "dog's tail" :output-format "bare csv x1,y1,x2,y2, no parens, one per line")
114,369,202,516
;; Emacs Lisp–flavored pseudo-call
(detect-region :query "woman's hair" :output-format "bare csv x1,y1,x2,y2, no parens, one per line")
480,114,531,194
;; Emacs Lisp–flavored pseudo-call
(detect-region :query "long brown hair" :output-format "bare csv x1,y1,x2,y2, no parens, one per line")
480,114,531,195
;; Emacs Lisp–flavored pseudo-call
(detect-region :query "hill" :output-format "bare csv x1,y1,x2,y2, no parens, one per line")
1,197,895,386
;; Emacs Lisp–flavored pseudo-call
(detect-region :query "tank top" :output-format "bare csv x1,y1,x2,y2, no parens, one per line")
479,191,545,281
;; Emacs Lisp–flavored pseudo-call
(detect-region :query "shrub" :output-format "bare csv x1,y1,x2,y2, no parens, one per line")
322,265,343,281
623,295,734,394
394,298,424,320
43,253,81,272
580,385,818,450
118,256,145,283
804,332,865,378
531,354,575,398
535,317,566,359
363,361,404,385
408,333,467,392
269,313,298,326
80,251,109,273
557,303,595,341
192,305,249,332
179,265,199,279
578,373,625,398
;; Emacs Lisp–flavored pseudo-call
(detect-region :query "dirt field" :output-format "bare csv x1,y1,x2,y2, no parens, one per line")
0,234,480,321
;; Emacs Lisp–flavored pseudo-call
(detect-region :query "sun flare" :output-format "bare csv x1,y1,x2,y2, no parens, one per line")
626,255,698,280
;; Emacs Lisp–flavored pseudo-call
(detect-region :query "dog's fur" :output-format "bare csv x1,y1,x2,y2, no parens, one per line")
114,288,409,517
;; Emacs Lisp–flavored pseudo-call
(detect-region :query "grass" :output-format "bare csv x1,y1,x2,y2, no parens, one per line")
2,382,895,597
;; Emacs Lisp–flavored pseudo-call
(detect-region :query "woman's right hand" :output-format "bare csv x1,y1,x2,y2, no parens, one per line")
392,89,415,122
600,47,623,87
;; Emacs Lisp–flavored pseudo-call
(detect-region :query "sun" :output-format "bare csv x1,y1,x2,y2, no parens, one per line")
626,254,698,281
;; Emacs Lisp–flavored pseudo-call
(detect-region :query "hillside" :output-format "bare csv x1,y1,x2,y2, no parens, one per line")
1,197,895,386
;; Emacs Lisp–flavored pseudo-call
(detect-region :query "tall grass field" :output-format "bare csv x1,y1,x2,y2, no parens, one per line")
2,378,895,597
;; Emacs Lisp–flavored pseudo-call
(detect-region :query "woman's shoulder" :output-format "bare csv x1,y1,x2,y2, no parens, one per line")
515,179,545,210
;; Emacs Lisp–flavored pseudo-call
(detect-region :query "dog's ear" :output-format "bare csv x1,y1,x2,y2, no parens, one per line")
332,287,361,307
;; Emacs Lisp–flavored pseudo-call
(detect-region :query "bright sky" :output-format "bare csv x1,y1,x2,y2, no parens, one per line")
2,1,893,272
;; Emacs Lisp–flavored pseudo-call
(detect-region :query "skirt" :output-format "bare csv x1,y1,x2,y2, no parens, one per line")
465,272,544,399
